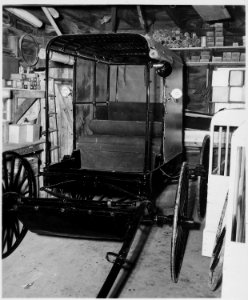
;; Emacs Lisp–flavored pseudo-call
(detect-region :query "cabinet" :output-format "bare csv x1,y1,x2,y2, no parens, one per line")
172,45,245,66
171,46,246,114
2,89,46,194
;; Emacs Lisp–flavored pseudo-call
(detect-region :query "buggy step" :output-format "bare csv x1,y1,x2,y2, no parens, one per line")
50,146,60,151
41,129,58,135
155,214,200,229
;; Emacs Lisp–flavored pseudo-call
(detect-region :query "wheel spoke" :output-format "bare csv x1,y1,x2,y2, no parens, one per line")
7,225,14,252
12,218,21,239
13,161,24,188
2,225,8,251
9,155,16,188
20,181,29,195
2,158,9,191
2,151,36,259
21,190,30,196
17,173,28,191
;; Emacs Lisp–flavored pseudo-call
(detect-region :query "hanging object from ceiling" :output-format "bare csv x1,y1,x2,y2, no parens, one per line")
47,7,60,19
193,5,231,21
42,7,62,36
19,34,39,67
5,8,43,28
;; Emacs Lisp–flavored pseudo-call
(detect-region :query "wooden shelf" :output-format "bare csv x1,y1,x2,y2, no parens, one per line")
186,61,245,66
2,140,44,155
171,46,246,51
3,88,46,97
212,101,245,104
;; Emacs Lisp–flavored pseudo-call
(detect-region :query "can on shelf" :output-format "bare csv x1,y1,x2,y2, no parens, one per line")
201,36,207,47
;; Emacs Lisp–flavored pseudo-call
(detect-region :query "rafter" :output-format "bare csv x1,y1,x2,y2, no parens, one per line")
137,5,148,33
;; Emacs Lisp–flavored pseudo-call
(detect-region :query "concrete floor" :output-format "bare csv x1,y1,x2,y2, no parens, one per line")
2,178,221,298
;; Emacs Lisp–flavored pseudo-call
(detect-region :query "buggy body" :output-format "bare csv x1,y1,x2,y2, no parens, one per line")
2,33,196,297
30,33,184,240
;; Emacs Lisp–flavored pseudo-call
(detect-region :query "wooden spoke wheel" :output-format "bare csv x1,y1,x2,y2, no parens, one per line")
170,162,190,283
2,151,37,258
208,227,226,291
208,192,228,291
197,135,210,220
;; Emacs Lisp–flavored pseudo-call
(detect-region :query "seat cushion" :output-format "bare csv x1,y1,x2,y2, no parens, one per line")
77,135,161,172
88,120,162,137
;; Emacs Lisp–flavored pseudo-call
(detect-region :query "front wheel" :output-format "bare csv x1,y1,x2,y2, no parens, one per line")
208,192,228,291
2,151,37,258
197,135,210,220
170,162,190,283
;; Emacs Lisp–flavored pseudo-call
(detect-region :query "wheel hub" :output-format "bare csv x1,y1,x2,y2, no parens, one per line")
3,192,20,210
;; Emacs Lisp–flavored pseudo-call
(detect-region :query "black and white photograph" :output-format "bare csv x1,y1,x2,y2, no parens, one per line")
1,0,247,298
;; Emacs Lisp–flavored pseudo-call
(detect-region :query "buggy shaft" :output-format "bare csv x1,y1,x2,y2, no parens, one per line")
97,201,149,298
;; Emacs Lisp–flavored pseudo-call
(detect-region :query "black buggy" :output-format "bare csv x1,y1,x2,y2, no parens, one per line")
2,33,207,297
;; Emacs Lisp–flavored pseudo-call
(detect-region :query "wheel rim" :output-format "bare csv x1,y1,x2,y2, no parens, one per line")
2,151,37,258
208,227,226,291
171,162,189,282
197,135,210,220
208,192,228,291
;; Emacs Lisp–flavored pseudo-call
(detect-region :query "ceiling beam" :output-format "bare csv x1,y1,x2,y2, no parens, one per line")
193,5,230,21
137,5,148,33
111,6,118,32
60,10,100,33
42,7,62,35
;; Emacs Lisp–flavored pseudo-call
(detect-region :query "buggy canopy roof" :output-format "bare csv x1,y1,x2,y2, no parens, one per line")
46,33,179,65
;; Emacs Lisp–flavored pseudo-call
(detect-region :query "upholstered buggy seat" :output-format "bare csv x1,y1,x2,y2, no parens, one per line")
76,102,164,172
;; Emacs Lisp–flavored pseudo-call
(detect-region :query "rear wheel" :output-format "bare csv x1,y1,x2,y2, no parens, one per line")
197,135,210,220
170,162,190,282
208,227,226,291
208,193,228,291
2,151,37,258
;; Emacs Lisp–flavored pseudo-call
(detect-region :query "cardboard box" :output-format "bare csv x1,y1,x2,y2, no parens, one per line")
201,55,211,60
215,36,224,42
212,69,230,86
190,55,200,62
9,124,40,143
23,124,41,142
223,52,232,61
201,51,211,56
206,41,215,47
2,120,9,143
215,42,224,47
229,87,245,102
229,70,244,86
231,52,241,61
9,125,24,143
207,36,214,42
212,86,229,102
215,22,223,28
240,53,246,61
206,31,214,37
212,56,223,62
215,31,223,37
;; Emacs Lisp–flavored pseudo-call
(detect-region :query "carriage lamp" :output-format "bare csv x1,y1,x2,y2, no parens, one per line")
171,88,183,100
156,62,172,78
164,88,182,104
